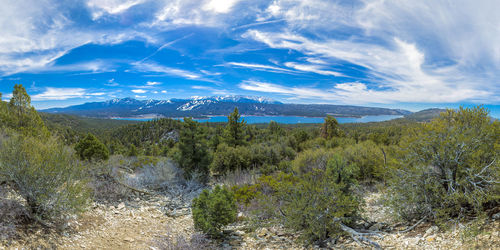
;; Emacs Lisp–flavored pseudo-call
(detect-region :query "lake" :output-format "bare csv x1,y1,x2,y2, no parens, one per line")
113,115,403,124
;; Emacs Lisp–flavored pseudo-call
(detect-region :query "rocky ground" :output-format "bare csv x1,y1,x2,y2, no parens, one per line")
1,191,499,249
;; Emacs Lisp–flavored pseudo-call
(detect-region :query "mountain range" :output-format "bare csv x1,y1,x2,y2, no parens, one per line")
42,95,412,118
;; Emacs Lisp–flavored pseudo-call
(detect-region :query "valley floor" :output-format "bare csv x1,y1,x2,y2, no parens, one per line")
1,191,499,249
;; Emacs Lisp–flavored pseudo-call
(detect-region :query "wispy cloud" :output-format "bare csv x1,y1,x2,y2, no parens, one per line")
132,62,201,80
87,0,145,20
227,62,295,74
243,29,493,103
146,81,161,86
284,62,343,77
105,78,119,87
31,87,101,101
239,80,334,100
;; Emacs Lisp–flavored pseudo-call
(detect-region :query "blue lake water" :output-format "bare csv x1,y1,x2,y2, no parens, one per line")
114,115,403,124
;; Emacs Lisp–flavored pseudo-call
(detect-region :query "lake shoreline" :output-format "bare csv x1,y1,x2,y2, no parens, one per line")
112,115,404,124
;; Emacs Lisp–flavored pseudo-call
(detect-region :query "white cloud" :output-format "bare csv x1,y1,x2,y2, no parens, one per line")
87,0,145,20
161,90,167,93
132,89,147,94
203,0,240,14
146,81,162,86
239,80,333,100
227,62,295,74
243,29,493,103
135,95,146,99
262,0,355,31
31,88,90,101
0,0,155,76
284,62,343,77
105,78,119,86
149,0,255,28
133,62,201,80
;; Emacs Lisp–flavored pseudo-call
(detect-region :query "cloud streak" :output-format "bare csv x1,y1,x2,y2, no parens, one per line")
31,87,103,101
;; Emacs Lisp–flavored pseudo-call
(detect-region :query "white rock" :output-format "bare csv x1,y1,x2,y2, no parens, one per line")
124,237,135,242
117,202,125,210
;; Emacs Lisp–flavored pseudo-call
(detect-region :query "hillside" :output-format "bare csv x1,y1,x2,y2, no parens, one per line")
42,96,412,118
40,112,141,133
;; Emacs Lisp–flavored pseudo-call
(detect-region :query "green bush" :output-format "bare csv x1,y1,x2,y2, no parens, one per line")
292,148,334,174
339,140,386,181
75,133,109,161
192,186,237,237
249,153,360,245
0,133,90,228
388,106,500,224
210,143,251,174
284,154,359,244
232,184,261,206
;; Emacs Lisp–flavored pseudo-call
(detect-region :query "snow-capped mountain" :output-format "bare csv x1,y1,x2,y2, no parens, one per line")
42,95,411,118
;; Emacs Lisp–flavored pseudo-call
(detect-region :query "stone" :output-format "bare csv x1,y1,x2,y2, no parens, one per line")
492,212,500,220
117,202,125,210
258,228,269,237
124,237,135,242
426,236,435,242
426,226,438,235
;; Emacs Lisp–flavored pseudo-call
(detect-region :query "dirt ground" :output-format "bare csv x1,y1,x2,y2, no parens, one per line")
1,192,499,249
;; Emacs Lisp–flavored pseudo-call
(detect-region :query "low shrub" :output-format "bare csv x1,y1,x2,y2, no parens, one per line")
0,133,90,228
338,140,386,181
192,186,237,237
210,143,251,174
232,184,261,206
245,153,361,245
74,133,109,161
388,107,500,224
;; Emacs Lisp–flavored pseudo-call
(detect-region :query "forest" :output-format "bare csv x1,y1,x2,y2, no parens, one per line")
0,84,499,248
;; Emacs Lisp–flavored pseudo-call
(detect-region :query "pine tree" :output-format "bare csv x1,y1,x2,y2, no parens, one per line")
4,84,48,137
177,118,210,182
223,107,246,146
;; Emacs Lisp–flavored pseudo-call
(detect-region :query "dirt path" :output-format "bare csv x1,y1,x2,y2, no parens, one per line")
1,195,195,250
64,204,187,249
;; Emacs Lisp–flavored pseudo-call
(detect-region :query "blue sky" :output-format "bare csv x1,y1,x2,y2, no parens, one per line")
0,0,499,116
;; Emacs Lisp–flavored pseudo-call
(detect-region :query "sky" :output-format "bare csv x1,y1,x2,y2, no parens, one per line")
0,0,499,116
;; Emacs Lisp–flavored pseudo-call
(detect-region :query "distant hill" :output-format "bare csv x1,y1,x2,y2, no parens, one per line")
403,108,446,122
42,96,412,118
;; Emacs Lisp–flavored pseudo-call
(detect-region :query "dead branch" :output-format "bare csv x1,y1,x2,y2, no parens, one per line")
397,215,428,233
112,177,154,195
337,221,383,249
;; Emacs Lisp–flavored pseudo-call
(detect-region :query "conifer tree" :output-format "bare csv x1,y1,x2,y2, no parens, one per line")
223,107,246,146
4,84,48,137
177,117,210,182
321,115,342,139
